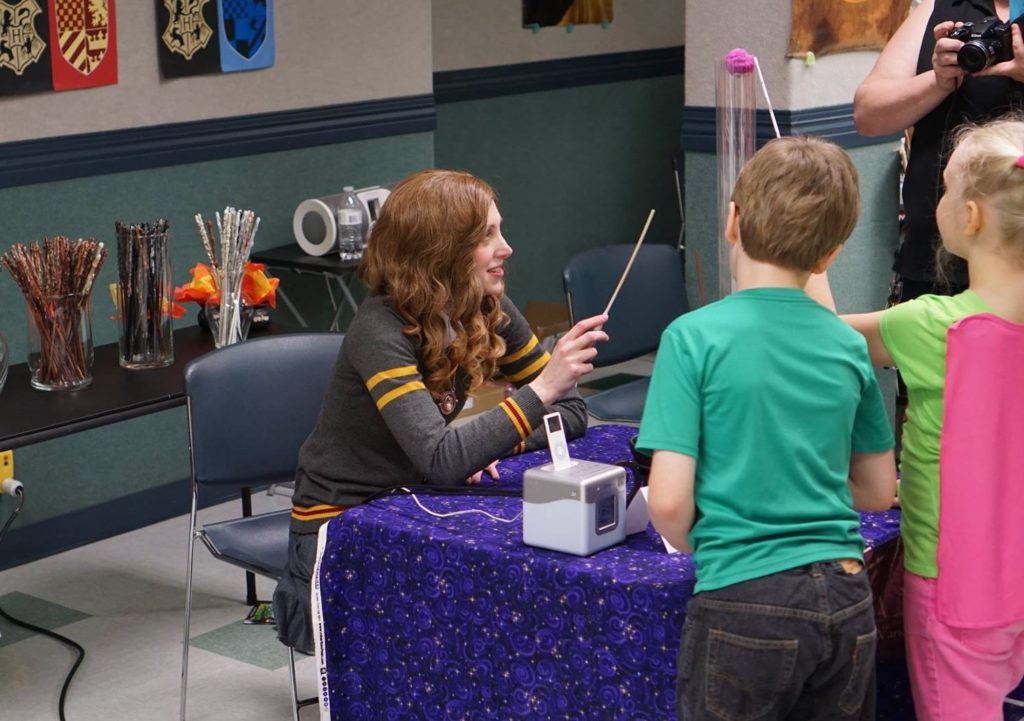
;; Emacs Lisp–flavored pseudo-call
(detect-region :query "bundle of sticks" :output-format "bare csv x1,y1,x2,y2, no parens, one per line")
115,219,172,365
1,237,107,388
194,207,261,347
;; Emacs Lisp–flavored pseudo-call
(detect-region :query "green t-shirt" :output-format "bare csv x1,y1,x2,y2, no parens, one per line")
879,290,993,577
637,288,894,593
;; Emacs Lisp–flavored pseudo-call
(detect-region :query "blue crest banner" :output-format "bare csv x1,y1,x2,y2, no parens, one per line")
217,0,271,72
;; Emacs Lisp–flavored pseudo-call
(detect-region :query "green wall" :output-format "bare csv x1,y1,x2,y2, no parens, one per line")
435,75,685,307
1,133,433,532
682,142,900,311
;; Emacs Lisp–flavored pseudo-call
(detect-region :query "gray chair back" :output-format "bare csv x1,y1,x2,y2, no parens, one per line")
563,243,688,367
184,332,343,489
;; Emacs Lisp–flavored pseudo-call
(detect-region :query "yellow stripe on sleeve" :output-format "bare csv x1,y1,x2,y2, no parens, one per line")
366,365,418,392
375,380,427,410
499,335,539,365
503,352,550,383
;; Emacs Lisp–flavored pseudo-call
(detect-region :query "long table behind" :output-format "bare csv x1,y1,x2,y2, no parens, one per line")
313,424,909,721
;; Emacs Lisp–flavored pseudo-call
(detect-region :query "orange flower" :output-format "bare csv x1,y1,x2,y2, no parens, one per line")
173,262,278,308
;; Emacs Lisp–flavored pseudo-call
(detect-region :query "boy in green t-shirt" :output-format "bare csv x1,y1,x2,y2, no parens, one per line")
637,135,897,720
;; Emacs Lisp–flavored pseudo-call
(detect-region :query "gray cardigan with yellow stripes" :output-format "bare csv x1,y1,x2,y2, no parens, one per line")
289,294,587,532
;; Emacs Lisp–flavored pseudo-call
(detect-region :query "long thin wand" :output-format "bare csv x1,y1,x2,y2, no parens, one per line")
603,208,656,317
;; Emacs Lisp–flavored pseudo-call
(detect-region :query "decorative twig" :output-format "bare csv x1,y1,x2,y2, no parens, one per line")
2,237,107,388
115,219,172,366
194,207,261,347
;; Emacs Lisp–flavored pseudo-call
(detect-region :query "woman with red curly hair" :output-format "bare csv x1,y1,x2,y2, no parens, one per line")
274,169,608,653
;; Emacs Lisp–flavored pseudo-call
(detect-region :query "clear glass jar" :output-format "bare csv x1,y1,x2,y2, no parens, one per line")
27,292,94,391
116,228,174,369
204,296,253,349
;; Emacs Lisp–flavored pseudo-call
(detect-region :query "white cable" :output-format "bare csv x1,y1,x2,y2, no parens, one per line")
1005,697,1024,708
400,487,522,524
1,478,23,497
753,56,781,139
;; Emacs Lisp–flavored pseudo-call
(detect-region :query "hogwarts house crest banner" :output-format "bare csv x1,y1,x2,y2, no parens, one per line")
157,0,273,78
0,0,117,96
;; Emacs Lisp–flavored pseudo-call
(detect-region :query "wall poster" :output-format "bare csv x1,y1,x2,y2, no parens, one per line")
788,0,911,58
522,0,613,29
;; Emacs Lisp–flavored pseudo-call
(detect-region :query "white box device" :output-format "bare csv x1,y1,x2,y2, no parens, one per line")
522,459,626,556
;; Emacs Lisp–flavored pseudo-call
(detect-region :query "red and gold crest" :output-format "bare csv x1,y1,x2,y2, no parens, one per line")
54,0,107,75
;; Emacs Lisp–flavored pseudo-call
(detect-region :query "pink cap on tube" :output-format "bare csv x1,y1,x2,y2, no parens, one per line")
726,48,755,75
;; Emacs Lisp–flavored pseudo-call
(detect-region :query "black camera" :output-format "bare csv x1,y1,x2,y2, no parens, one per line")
949,15,1024,73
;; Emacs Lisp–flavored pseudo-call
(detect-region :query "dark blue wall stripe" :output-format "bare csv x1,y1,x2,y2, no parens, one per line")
0,49,685,190
434,46,684,103
0,94,437,190
681,103,901,152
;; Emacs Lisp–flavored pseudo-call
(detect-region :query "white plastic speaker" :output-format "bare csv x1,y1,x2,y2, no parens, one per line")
293,194,343,256
292,186,391,257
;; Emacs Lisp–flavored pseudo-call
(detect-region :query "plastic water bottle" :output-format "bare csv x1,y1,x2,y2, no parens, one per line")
336,186,365,261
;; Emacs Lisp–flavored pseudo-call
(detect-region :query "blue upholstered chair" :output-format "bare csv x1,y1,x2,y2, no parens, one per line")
179,332,342,721
562,243,689,423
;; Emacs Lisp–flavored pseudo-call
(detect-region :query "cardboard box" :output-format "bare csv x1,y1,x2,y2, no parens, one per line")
524,300,570,347
458,380,513,418
456,302,569,419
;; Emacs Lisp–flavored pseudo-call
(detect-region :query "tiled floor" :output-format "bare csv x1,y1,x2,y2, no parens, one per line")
0,489,309,721
0,359,650,721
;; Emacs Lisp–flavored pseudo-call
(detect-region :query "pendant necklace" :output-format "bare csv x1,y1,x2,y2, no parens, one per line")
437,383,457,415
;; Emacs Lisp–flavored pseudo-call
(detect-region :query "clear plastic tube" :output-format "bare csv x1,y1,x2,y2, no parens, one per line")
716,49,756,298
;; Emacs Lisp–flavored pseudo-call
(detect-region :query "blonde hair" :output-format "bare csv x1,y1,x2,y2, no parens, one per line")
360,169,508,398
731,135,860,271
946,116,1024,264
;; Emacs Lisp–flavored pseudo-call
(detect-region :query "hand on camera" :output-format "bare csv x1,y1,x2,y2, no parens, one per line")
932,21,967,92
974,23,1024,83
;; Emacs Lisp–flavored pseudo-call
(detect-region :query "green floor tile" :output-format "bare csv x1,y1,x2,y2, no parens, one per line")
0,592,91,648
190,619,293,671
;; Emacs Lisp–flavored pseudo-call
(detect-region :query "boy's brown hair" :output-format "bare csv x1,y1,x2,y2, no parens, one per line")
731,135,860,271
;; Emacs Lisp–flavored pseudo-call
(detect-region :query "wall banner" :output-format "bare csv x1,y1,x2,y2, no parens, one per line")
49,0,117,91
0,0,53,95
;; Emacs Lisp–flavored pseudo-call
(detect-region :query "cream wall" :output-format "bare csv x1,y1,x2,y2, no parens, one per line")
0,1,432,143
432,0,684,71
684,1,880,109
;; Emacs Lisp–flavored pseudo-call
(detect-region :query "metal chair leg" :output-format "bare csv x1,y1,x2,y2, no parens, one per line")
289,647,302,721
180,491,200,721
288,646,319,720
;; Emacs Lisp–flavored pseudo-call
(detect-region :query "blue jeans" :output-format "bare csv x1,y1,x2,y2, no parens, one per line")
677,560,877,721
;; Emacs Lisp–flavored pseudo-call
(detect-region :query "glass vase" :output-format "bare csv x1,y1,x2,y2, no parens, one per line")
116,226,174,369
204,296,253,349
27,292,94,391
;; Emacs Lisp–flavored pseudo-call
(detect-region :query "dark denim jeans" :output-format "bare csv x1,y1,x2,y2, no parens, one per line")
677,560,877,721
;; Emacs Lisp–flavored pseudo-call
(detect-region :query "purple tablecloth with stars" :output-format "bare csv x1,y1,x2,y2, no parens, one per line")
314,424,904,721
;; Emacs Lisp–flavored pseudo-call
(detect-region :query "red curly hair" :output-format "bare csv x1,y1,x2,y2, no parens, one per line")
359,169,509,399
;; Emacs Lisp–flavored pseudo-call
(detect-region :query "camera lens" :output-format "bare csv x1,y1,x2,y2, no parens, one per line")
958,41,996,72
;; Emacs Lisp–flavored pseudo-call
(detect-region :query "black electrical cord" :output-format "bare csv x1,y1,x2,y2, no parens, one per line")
0,486,84,721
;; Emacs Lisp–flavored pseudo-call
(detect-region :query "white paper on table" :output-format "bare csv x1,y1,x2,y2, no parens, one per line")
625,487,680,554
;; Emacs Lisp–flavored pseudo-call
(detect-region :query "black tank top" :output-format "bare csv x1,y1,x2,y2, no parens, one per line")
898,0,1024,283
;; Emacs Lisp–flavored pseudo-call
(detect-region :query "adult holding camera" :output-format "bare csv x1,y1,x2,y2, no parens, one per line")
853,0,1024,463
854,0,1024,302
